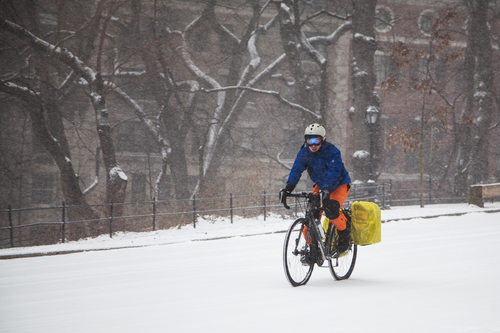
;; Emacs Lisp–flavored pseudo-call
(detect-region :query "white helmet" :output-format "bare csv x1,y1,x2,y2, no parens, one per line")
304,123,326,140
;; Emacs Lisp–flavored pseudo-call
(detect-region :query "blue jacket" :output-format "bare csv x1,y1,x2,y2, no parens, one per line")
287,141,351,191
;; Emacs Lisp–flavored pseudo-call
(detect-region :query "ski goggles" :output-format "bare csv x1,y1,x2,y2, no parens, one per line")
306,137,322,146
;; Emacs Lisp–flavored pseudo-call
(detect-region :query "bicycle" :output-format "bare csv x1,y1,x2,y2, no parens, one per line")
280,191,357,286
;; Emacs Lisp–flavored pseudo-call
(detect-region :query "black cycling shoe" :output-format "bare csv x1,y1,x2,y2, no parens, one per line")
335,229,350,253
299,246,315,266
334,212,352,253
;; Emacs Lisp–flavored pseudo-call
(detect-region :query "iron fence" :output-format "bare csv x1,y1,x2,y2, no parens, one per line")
0,180,471,249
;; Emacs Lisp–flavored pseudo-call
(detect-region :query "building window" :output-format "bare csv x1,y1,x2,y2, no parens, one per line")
219,25,235,55
375,6,393,32
158,175,172,200
116,121,158,153
303,0,326,13
382,118,398,173
282,129,303,159
455,61,464,94
131,173,146,202
32,135,54,164
283,85,298,104
409,58,429,90
435,59,446,92
409,57,444,91
374,53,399,89
241,127,256,151
419,10,438,35
194,29,209,53
31,174,54,204
39,13,57,26
219,74,228,87
374,54,386,87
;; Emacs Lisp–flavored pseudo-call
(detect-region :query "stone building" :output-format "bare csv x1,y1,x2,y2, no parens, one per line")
1,0,498,211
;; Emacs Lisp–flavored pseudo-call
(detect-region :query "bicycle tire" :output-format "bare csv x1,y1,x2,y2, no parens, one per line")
329,242,357,280
327,208,357,280
283,218,314,287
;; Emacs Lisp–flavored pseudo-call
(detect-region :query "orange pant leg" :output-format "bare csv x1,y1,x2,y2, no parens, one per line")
313,183,351,231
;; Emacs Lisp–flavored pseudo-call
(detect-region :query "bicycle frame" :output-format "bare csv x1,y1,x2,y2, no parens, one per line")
282,191,357,286
287,192,335,262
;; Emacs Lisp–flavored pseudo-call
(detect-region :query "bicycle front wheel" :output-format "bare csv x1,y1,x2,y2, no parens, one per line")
329,242,357,280
283,218,314,287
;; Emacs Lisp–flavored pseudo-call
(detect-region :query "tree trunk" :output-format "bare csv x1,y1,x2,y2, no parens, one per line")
468,0,494,184
349,0,379,182
277,1,321,125
455,0,494,191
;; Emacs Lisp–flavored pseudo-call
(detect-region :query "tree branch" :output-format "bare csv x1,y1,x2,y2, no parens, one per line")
203,85,321,120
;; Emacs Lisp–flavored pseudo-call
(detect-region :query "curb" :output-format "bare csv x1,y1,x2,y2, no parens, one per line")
2,208,500,260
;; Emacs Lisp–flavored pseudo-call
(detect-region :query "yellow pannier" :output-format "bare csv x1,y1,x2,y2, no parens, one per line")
351,201,381,246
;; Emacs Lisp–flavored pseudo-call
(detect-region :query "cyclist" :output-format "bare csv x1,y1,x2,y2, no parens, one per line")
280,124,352,252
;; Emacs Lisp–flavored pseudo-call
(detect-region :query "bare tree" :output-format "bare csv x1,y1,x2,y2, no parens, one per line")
109,0,355,198
349,0,379,182
384,9,462,206
1,0,382,234
0,2,126,224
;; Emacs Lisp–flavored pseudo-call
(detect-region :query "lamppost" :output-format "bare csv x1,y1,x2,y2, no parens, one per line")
365,106,379,181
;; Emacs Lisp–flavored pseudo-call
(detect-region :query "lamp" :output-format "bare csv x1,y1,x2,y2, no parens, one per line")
366,106,379,185
365,106,379,125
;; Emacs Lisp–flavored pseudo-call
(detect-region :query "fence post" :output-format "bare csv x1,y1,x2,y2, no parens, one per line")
428,177,432,205
153,196,156,231
8,205,13,248
390,179,393,207
382,184,385,208
62,201,66,243
109,201,114,238
263,190,266,221
193,195,196,228
230,193,233,224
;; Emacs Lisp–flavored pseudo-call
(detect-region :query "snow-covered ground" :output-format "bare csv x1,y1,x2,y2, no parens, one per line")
1,202,500,332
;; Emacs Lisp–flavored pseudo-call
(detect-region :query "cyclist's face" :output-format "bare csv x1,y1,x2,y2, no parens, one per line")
308,142,321,153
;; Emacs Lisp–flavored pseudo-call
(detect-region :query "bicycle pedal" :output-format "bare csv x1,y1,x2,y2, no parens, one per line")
300,256,314,266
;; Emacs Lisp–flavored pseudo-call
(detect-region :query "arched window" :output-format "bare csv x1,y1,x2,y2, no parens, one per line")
375,6,393,33
419,10,438,35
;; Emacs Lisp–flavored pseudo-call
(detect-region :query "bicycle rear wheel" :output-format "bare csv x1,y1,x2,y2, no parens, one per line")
329,242,357,280
283,218,314,287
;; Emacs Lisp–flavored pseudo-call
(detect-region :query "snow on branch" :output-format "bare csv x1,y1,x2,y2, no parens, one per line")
0,18,97,85
110,84,171,157
300,31,325,66
308,21,352,46
204,86,321,120
302,9,351,25
354,33,376,44
0,81,39,102
238,34,261,86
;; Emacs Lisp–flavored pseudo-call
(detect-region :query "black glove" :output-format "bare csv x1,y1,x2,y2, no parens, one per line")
279,184,295,206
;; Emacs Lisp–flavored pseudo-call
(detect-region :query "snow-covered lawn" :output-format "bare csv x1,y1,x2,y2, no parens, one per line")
1,203,500,332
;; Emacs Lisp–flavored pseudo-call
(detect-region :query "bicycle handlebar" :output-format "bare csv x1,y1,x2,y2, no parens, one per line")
281,191,322,210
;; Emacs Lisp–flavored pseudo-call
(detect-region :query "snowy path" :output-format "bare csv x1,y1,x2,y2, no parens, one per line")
1,204,500,332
